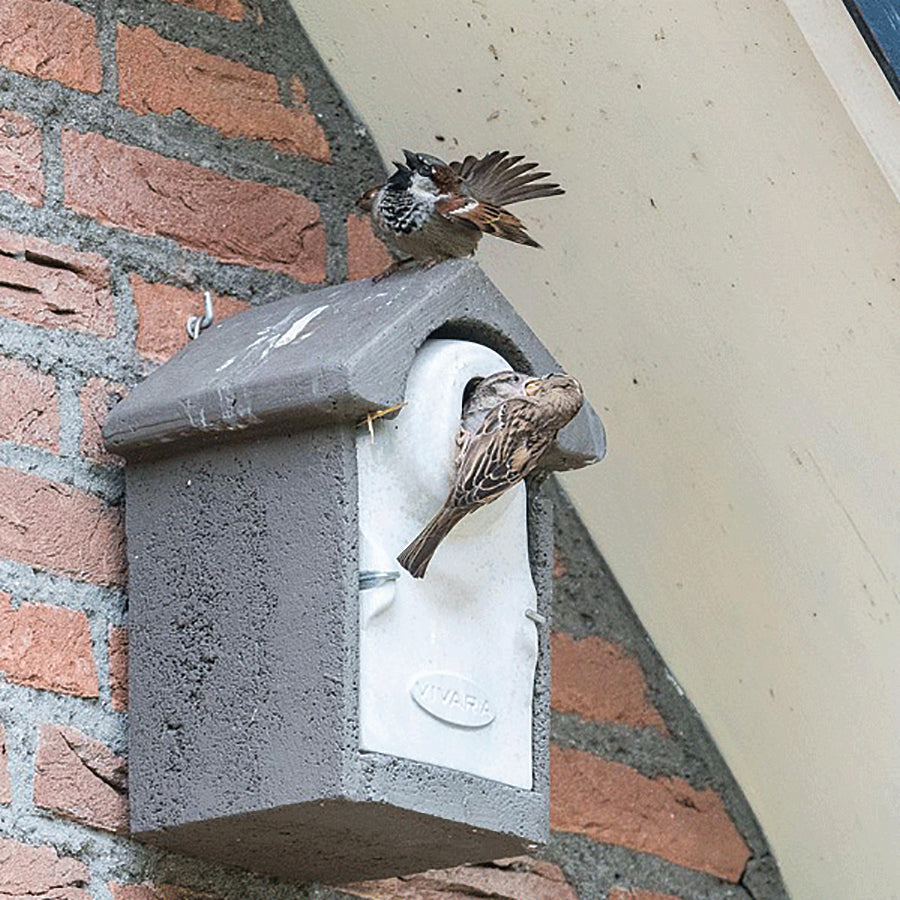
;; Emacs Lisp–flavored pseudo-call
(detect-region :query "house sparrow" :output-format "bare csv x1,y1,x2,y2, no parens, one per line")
397,373,584,578
458,370,533,437
358,149,564,279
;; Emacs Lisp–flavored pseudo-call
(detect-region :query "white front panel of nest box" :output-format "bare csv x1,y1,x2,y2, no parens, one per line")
356,339,539,790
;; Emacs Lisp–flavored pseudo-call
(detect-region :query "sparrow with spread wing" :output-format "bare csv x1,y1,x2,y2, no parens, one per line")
358,149,564,279
397,373,584,578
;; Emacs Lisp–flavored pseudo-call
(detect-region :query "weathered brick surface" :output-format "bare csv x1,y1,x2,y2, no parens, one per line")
165,0,245,20
80,377,128,465
108,625,128,712
131,275,250,362
0,723,10,804
118,25,329,161
550,745,750,882
0,355,60,451
0,590,99,697
0,0,102,93
34,724,128,834
0,229,115,337
338,857,577,900
0,467,126,585
0,109,44,206
63,130,326,281
110,887,160,900
551,632,667,732
0,837,91,899
346,213,392,280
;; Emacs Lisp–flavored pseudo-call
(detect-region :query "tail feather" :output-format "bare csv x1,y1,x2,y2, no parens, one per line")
397,506,468,579
455,203,541,247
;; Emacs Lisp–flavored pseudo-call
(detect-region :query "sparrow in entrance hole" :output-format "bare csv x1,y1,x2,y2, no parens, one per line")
397,372,584,579
358,149,564,280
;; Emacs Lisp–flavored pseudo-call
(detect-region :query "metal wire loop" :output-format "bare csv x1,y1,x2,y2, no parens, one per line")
359,570,401,590
186,290,215,340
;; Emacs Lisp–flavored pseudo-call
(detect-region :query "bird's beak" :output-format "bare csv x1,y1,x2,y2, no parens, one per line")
356,186,377,211
403,149,420,168
524,379,541,396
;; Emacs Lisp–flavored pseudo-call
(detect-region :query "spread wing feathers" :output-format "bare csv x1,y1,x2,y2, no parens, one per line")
449,150,565,207
435,195,541,247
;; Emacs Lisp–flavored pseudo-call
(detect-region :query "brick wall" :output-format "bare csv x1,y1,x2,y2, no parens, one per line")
0,1,786,899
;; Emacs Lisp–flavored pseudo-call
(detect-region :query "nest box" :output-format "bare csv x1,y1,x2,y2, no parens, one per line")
104,259,606,884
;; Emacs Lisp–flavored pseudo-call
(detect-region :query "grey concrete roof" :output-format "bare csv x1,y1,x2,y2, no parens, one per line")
104,259,606,470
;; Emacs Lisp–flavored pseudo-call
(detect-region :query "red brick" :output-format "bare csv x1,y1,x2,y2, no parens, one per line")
608,890,687,900
108,626,128,711
131,275,250,362
63,130,326,282
118,26,329,161
110,888,159,900
0,0,101,93
0,723,9,804
80,377,128,465
0,467,126,586
346,213,392,281
34,724,128,835
338,857,576,900
0,590,98,697
551,632,667,733
0,355,59,451
0,837,91,899
165,0,245,20
550,745,750,882
0,109,44,205
0,229,115,337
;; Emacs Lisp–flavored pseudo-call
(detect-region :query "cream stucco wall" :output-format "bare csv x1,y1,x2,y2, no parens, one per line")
291,1,900,896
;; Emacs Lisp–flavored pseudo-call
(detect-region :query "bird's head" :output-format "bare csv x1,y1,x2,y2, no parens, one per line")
525,373,584,419
395,150,459,196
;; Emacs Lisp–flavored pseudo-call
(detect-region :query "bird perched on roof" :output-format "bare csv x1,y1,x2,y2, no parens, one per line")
397,372,584,578
358,149,564,280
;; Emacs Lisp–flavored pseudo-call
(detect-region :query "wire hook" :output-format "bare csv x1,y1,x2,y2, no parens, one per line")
186,290,215,340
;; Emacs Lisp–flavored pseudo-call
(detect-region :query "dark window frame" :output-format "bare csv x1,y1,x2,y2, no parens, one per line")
842,0,900,98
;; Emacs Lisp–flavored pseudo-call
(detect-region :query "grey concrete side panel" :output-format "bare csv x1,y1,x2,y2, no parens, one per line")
127,426,358,832
352,753,546,846
526,480,555,810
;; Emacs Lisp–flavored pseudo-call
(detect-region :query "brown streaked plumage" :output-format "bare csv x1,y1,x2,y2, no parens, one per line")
457,370,533,440
397,373,584,579
358,149,564,279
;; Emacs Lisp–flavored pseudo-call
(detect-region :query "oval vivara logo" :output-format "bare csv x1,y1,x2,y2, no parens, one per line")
411,672,495,728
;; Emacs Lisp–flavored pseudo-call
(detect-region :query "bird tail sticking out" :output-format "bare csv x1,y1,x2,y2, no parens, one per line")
397,505,468,579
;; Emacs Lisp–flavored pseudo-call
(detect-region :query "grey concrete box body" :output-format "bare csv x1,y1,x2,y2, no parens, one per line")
105,260,605,884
